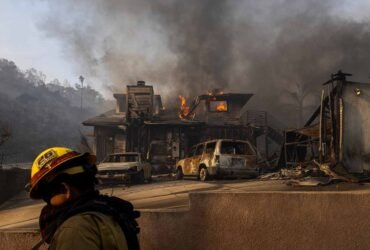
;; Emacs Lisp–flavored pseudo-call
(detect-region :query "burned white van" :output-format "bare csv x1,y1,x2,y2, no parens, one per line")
176,139,261,181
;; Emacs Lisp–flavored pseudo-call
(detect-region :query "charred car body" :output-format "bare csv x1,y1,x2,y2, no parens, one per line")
176,139,261,181
97,152,151,184
147,140,177,174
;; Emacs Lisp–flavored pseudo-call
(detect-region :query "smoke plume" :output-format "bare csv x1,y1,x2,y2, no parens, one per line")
38,0,370,126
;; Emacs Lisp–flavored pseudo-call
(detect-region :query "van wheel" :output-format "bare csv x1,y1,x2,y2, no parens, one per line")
199,167,210,181
175,167,183,180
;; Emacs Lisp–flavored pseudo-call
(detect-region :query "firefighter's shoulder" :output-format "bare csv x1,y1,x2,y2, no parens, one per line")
50,211,128,250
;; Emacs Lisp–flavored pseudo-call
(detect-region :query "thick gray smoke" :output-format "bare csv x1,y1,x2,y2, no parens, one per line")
39,0,370,126
151,0,234,93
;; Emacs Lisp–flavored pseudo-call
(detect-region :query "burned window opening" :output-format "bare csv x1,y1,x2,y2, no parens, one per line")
209,100,228,112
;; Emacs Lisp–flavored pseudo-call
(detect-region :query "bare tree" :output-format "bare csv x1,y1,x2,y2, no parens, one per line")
24,68,46,86
280,82,318,127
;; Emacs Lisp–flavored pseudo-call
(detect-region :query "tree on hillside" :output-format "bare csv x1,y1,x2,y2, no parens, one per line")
25,68,46,86
0,58,115,162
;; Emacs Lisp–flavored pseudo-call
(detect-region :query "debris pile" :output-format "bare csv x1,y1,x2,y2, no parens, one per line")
266,71,370,187
259,160,370,187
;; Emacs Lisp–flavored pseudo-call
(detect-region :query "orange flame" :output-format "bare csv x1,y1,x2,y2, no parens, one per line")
178,95,190,118
216,101,227,111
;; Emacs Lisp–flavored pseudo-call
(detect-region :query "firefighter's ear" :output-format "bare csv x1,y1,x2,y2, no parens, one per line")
50,183,70,206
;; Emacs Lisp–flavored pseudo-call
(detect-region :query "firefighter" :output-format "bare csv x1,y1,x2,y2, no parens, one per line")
27,147,140,250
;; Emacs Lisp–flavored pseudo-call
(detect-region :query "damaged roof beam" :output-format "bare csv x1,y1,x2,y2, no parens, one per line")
304,86,337,127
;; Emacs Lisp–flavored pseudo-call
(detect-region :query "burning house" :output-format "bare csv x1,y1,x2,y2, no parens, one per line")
82,81,163,161
83,81,282,172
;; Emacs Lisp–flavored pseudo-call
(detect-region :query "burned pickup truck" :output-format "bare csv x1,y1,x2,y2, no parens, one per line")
175,139,262,181
97,152,152,184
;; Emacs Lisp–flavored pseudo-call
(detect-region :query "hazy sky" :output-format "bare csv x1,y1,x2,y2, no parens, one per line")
1,0,370,97
0,1,75,82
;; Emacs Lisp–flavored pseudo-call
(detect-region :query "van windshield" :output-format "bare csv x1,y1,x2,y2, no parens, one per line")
220,141,252,155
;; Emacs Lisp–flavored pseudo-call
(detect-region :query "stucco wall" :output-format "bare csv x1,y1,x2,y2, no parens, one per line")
1,191,370,250
139,192,370,250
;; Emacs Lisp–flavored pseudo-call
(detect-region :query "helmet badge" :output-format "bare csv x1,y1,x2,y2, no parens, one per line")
37,150,58,170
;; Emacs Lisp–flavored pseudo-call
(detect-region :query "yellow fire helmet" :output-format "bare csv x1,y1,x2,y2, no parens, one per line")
28,147,96,199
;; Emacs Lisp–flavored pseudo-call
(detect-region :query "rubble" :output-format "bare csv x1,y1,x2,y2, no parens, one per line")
313,160,359,183
260,159,369,187
259,162,320,181
272,71,370,186
285,177,332,187
259,167,333,187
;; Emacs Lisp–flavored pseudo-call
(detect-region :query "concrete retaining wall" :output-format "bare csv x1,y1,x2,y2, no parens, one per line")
0,232,45,250
1,191,370,249
139,192,370,250
0,168,29,205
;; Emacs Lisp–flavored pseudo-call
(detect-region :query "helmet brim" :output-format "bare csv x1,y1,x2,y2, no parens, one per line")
29,153,96,199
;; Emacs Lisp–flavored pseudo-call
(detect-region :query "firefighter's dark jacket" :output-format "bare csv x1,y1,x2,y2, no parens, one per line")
38,191,140,250
49,211,128,250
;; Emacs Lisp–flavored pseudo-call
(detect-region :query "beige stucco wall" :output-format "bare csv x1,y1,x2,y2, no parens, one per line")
2,191,370,250
139,192,370,250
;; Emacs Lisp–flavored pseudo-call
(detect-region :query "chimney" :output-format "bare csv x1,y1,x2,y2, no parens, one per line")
126,80,154,121
137,80,146,86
